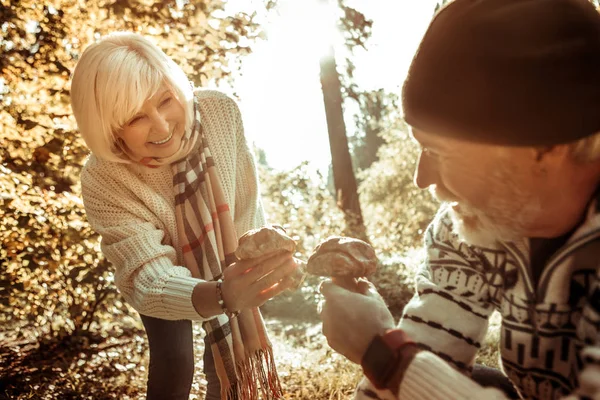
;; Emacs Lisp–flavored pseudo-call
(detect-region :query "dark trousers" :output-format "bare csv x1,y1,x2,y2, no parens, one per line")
472,364,520,399
140,315,221,400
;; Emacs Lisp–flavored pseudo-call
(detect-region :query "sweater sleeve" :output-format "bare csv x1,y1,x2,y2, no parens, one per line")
80,159,210,321
231,99,266,236
399,209,496,373
354,351,508,400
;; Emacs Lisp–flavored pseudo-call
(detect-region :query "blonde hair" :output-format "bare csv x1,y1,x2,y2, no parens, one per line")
70,32,194,163
569,131,600,163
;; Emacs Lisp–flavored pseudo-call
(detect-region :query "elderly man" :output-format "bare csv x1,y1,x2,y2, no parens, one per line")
319,0,600,399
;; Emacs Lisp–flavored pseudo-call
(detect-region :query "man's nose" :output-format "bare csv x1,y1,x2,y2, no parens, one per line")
413,152,438,189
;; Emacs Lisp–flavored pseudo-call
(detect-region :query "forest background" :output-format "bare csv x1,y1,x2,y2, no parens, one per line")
0,0,502,398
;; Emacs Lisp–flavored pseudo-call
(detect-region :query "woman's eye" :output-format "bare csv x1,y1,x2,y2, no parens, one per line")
160,97,172,107
128,115,144,125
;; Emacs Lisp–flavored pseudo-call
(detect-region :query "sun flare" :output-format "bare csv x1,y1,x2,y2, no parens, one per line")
264,0,342,62
234,0,436,172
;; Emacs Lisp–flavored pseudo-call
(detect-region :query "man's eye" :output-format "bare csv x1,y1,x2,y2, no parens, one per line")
422,147,437,157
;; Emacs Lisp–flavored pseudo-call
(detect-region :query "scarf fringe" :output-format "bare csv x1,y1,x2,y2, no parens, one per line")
223,347,284,400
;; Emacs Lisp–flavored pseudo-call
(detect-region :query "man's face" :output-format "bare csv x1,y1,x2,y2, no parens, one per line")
411,129,545,247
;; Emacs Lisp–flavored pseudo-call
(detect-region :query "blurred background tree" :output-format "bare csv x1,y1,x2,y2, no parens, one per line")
313,0,436,250
317,0,369,238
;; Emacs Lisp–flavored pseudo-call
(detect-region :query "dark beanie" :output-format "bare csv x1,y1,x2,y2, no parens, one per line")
402,0,600,146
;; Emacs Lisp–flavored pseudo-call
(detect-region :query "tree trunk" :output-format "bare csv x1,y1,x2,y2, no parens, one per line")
319,45,366,237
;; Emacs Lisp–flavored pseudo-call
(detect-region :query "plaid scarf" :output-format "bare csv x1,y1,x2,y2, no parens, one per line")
139,94,283,399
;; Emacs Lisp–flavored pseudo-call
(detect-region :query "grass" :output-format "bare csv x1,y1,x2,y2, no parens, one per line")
0,254,502,399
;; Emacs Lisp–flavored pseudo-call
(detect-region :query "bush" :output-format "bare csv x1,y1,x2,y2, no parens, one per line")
259,162,349,260
359,124,438,257
0,120,129,339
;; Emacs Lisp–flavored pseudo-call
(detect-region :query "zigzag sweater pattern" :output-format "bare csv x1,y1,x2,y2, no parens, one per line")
356,201,600,400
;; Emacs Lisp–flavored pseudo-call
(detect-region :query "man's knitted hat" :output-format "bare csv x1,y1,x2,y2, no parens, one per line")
402,0,600,146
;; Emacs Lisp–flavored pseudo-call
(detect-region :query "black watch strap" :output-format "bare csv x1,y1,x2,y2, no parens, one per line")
361,329,415,390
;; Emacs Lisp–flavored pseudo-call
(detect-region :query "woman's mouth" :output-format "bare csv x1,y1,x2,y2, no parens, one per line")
149,130,174,145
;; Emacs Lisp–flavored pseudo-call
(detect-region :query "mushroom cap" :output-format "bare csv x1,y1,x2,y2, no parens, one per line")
306,236,377,277
235,225,296,260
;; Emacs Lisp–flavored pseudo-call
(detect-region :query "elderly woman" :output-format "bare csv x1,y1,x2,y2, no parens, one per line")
70,32,297,400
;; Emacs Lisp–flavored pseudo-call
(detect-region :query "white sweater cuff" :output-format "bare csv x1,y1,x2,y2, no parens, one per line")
162,275,208,321
400,352,506,400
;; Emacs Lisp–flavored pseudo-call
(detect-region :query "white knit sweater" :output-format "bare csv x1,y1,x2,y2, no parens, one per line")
80,90,265,321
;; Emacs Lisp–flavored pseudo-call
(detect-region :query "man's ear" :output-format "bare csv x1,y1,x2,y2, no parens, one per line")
533,144,570,163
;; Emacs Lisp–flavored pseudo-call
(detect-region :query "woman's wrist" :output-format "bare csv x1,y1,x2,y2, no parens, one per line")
216,280,240,319
191,281,222,318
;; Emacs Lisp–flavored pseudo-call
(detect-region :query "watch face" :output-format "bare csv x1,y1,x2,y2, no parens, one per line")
362,335,398,387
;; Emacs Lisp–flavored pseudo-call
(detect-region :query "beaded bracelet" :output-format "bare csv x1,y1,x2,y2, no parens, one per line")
215,280,240,319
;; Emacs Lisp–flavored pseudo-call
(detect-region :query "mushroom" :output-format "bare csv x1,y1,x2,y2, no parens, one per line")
235,225,296,260
235,225,306,290
307,236,378,290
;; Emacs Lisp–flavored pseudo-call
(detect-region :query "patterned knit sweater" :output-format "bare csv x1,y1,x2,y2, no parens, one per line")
356,197,600,400
80,90,265,321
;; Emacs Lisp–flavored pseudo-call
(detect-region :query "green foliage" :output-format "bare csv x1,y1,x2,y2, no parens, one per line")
359,121,439,256
337,1,373,52
258,162,347,260
0,116,124,339
333,4,400,179
349,89,399,171
257,123,438,319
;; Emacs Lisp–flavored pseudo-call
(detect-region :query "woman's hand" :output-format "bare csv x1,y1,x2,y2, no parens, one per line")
319,279,396,364
220,251,298,312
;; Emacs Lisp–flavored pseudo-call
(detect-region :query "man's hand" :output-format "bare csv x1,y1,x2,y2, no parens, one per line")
319,279,396,364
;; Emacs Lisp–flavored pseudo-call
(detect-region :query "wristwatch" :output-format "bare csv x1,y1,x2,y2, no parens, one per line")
361,329,416,390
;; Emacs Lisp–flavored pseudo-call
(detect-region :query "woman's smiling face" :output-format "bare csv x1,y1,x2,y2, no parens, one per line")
116,83,186,160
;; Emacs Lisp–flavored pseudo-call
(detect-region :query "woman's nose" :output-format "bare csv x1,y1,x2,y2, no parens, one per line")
413,152,438,189
150,111,170,135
